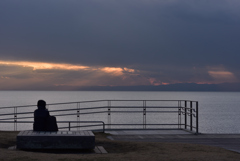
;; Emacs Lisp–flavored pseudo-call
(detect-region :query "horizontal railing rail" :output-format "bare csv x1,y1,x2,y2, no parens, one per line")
0,121,105,132
0,100,199,134
0,100,198,109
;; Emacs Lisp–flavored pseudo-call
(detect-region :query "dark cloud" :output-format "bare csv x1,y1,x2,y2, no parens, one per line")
0,0,240,89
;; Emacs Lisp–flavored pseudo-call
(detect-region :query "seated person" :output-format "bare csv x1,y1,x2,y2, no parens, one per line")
33,100,58,131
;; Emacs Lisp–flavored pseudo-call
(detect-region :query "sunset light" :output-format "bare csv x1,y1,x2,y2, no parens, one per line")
0,61,89,71
208,70,237,83
208,71,234,78
101,67,124,76
0,60,136,77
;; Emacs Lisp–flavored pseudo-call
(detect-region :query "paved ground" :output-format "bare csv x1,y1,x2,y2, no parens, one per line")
105,130,240,154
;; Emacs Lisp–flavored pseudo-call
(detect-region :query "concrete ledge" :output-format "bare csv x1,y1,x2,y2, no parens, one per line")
94,146,108,154
17,130,95,150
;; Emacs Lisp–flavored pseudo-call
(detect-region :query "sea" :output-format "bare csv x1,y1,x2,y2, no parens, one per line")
0,91,240,134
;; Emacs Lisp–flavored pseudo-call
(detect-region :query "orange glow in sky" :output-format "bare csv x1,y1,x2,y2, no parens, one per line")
0,60,135,76
0,61,89,70
123,67,135,73
208,70,237,83
101,67,124,76
0,60,238,90
101,67,135,76
208,71,235,79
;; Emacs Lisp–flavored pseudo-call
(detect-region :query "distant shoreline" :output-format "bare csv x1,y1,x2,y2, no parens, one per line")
1,83,240,91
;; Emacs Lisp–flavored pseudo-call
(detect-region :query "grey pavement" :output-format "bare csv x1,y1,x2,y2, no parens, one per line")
105,130,240,154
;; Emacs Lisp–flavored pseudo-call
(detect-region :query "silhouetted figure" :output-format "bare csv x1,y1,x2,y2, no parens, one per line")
33,100,58,131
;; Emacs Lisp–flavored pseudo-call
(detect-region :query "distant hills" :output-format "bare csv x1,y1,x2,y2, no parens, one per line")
77,83,240,91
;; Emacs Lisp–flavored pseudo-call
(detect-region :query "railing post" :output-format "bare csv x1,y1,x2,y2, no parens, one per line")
77,103,80,131
143,101,146,129
69,122,71,131
196,102,199,134
178,101,181,129
108,101,111,129
14,107,17,131
103,122,105,133
190,101,193,131
185,101,187,129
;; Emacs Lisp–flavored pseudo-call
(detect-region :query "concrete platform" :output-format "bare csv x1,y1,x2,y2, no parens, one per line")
17,130,95,150
105,129,192,135
106,130,240,154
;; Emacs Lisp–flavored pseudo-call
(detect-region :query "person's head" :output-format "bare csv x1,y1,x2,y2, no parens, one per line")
37,100,46,108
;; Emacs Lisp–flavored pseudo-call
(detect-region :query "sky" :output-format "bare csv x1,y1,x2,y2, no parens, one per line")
0,0,240,90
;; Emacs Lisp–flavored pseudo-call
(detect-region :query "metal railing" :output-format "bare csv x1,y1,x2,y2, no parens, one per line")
0,100,199,133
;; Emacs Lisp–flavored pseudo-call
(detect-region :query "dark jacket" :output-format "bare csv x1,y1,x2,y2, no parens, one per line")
33,106,50,131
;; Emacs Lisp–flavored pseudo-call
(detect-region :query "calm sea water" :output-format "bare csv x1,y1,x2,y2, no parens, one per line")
0,91,240,134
